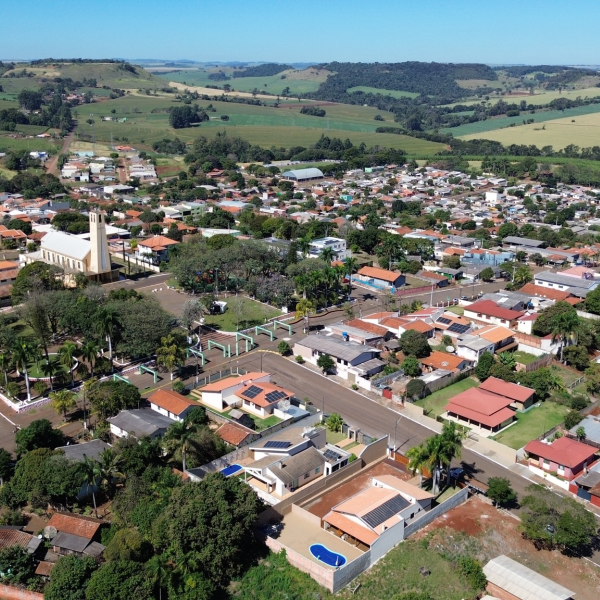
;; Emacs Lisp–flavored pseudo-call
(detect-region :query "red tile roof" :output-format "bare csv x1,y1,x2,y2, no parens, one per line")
466,300,524,320
519,283,571,301
357,266,402,283
217,422,252,446
402,320,434,334
235,381,293,409
47,512,102,540
138,235,179,249
345,319,389,337
149,389,196,416
0,529,35,550
524,437,597,469
420,351,466,372
418,271,447,281
479,377,534,403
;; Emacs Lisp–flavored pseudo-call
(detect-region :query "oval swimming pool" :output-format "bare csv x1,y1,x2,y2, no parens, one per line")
220,464,243,477
309,544,347,567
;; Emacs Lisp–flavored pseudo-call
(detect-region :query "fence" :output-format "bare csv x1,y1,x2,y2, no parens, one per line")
577,310,600,321
0,585,43,600
371,369,406,389
420,367,475,396
184,367,247,393
519,353,552,373
395,284,434,298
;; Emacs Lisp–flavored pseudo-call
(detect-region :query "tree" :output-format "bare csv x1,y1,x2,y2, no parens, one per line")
87,380,141,420
15,419,64,455
406,442,429,487
95,307,121,369
520,484,597,553
442,255,461,269
157,474,263,588
585,363,600,395
426,421,464,494
476,351,495,381
399,330,431,358
147,554,171,600
317,353,335,375
50,389,77,421
576,426,586,441
480,266,495,282
81,455,100,518
180,299,205,345
12,337,38,403
277,341,291,356
562,345,589,371
162,409,214,472
104,528,152,562
11,261,63,304
0,545,37,586
513,264,533,288
59,340,78,386
85,560,154,600
156,334,186,380
584,286,600,315
406,378,425,399
564,409,584,430
45,554,98,600
80,340,99,377
326,413,343,432
18,89,43,111
401,356,421,377
0,449,13,486
487,477,517,507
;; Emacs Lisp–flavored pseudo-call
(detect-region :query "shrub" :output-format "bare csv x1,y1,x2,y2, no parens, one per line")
406,378,425,398
172,380,187,395
277,341,291,356
570,395,590,410
564,409,584,430
457,556,487,591
295,355,305,364
6,381,20,399
33,380,47,397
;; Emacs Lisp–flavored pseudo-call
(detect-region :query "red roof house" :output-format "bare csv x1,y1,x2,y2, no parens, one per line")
479,376,535,409
463,300,525,327
524,437,597,481
445,388,516,432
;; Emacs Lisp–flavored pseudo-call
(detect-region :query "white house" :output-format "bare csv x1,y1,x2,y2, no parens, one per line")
148,389,198,423
234,381,294,419
308,237,351,260
199,372,271,411
455,335,495,363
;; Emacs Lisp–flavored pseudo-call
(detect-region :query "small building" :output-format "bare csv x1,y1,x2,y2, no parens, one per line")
308,236,351,260
445,388,515,435
455,334,495,364
417,270,449,288
483,555,574,600
356,266,405,291
570,461,600,506
136,235,179,263
148,388,198,422
235,381,294,419
534,270,598,297
108,408,174,440
464,300,524,328
228,408,256,430
524,437,597,481
216,421,255,447
420,350,471,374
47,512,105,558
473,324,515,352
199,372,271,411
0,527,43,555
327,321,388,346
479,376,535,410
281,168,324,182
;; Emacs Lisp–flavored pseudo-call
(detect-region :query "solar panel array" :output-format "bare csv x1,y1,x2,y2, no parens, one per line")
361,494,410,528
437,317,452,325
242,385,262,399
265,390,287,404
447,323,470,334
323,449,343,462
264,440,291,449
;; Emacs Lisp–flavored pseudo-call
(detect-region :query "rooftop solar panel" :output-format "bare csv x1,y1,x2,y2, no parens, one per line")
437,317,452,325
323,449,343,462
361,494,410,529
242,385,262,399
447,323,470,334
264,440,291,449
265,390,287,403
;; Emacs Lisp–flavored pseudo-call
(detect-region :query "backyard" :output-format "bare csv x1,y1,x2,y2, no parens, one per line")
223,408,280,432
414,377,478,418
492,400,570,449
204,298,282,332
512,350,540,365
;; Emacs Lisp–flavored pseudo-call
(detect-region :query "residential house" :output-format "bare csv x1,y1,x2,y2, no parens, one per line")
479,376,535,410
534,270,598,297
136,235,179,264
0,527,43,555
108,408,175,440
570,461,600,506
524,437,597,481
148,388,198,422
355,266,405,291
293,336,384,380
199,372,270,411
308,237,351,260
455,334,495,364
463,300,524,328
483,555,574,600
416,270,449,288
216,421,255,447
419,350,471,374
502,236,546,250
326,320,389,346
47,512,105,558
473,324,516,352
234,381,294,419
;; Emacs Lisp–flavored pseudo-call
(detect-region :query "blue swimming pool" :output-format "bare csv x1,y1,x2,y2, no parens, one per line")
221,464,243,477
309,544,346,567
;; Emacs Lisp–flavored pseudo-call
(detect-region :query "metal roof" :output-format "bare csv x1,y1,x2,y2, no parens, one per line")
296,335,380,363
483,555,574,600
281,168,324,180
569,414,600,444
41,231,90,261
108,409,174,437
535,271,598,289
58,440,110,462
503,236,545,247
268,446,325,486
52,531,90,553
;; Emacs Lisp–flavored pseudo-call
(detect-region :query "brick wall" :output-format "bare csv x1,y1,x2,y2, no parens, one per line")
486,581,520,600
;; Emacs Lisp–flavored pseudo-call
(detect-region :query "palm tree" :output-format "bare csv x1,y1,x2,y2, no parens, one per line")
49,389,77,421
162,415,202,472
12,339,38,403
319,246,336,264
81,455,101,518
298,236,312,259
406,443,430,488
147,554,171,600
0,353,11,389
96,448,124,497
59,340,78,387
426,422,465,494
156,334,186,381
344,257,358,288
80,340,99,378
321,266,338,308
41,359,58,393
95,307,121,371
550,310,579,361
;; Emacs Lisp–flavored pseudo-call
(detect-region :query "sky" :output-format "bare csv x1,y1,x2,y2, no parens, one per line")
2,0,599,65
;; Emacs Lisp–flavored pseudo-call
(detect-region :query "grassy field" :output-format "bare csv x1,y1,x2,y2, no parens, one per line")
158,67,327,96
461,110,600,150
512,350,539,365
203,299,281,332
223,408,280,432
492,401,569,449
414,377,478,417
71,95,446,154
0,135,60,154
446,102,600,137
347,86,420,99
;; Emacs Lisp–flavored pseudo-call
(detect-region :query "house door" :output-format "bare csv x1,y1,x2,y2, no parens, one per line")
292,479,299,490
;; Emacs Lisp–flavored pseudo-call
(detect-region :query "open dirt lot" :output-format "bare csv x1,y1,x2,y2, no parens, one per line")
414,495,600,600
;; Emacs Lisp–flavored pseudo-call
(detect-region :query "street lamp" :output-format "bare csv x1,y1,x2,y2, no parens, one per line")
393,415,402,458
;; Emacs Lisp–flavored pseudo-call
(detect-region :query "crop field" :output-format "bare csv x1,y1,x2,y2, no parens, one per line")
461,110,600,149
504,86,600,106
347,86,419,99
71,95,445,154
444,102,600,137
0,134,60,153
157,67,326,96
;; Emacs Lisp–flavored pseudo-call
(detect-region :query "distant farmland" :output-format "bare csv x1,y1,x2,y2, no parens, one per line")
461,111,600,150
347,86,420,99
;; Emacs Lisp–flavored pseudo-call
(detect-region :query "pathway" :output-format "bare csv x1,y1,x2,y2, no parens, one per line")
45,130,74,176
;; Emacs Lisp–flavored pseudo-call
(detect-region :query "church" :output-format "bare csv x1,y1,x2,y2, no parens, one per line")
36,211,119,283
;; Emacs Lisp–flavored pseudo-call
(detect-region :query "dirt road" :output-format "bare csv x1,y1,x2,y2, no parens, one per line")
45,130,74,176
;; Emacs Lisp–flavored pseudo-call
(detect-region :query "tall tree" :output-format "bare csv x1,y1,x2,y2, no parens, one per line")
406,442,429,488
95,307,121,369
58,340,78,387
426,421,465,494
79,340,99,378
49,389,77,421
156,334,187,381
12,338,38,403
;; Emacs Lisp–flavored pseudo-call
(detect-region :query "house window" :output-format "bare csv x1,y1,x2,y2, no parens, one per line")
315,467,320,474
477,313,482,318
501,319,506,324
543,459,550,469
304,472,310,479
548,283,554,287
557,465,565,475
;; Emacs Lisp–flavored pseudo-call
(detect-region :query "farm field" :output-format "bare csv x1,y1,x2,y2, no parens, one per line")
445,102,600,137
0,134,60,154
71,95,446,154
158,67,327,96
461,110,600,149
347,86,420,99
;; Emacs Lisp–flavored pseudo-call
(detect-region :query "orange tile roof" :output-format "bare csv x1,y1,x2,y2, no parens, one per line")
0,260,18,271
380,316,411,330
419,271,447,281
201,372,268,393
420,351,466,372
47,512,102,540
519,282,571,301
324,511,378,545
345,319,389,337
148,389,196,416
401,320,433,334
236,381,293,408
217,422,252,446
475,325,514,344
357,266,402,283
138,235,179,249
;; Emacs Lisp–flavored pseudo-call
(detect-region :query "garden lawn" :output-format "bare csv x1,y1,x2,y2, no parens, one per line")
204,299,282,332
414,378,478,417
445,305,464,315
350,539,479,600
492,401,570,449
512,350,539,365
223,408,280,432
326,429,346,445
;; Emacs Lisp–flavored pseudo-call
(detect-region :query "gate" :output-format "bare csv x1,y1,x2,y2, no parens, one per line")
382,388,392,400
577,486,591,501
